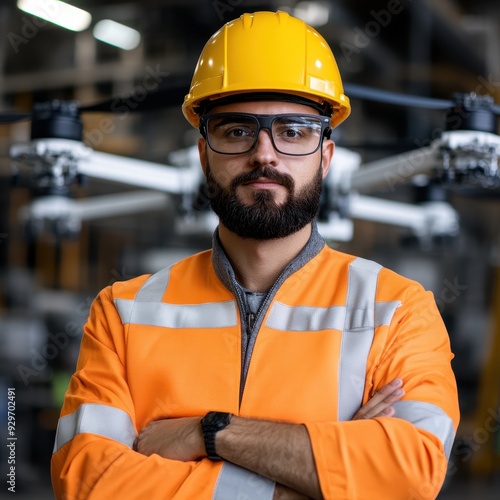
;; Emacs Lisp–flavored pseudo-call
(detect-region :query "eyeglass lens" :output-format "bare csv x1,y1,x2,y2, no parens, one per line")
205,114,325,155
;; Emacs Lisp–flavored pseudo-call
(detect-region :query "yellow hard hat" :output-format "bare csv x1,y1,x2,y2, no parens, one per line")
182,11,350,129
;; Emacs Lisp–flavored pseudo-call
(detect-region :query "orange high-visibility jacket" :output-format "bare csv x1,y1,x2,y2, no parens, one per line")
51,228,459,499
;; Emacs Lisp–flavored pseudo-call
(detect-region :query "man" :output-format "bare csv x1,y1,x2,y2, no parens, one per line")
51,11,459,499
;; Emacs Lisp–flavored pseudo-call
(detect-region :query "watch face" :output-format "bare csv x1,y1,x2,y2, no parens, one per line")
203,411,231,430
205,412,219,426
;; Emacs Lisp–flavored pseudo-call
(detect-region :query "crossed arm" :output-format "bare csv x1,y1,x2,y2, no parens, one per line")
134,378,404,499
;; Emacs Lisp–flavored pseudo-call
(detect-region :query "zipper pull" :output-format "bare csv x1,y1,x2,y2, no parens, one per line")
247,312,255,331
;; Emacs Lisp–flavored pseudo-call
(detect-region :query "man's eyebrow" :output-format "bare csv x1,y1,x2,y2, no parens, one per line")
210,115,255,127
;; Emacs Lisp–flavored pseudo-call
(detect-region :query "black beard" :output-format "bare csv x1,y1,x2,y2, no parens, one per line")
205,162,323,240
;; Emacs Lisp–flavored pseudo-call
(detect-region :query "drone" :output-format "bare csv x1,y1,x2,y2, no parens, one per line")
2,78,500,244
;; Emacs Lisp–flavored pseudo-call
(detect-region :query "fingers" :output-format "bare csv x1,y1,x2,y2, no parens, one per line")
351,378,405,420
134,421,158,454
134,429,148,454
373,378,404,405
377,377,403,397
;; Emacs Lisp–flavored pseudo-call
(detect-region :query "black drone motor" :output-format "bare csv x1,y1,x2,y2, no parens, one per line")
11,100,87,198
30,100,83,141
445,92,498,134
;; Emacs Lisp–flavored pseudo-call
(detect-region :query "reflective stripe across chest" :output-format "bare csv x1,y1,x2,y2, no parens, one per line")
114,257,402,421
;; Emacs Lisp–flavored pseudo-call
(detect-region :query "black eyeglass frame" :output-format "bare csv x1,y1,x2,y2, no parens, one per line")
199,112,332,156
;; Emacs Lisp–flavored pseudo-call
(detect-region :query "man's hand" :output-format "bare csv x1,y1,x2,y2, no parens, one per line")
134,416,205,462
134,378,405,462
134,379,404,499
352,378,404,420
273,483,311,499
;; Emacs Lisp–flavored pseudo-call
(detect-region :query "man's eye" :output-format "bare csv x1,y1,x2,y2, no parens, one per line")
225,126,253,138
284,127,302,138
276,125,306,139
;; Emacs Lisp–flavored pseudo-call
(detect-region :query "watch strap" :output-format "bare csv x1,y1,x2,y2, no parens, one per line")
201,411,232,461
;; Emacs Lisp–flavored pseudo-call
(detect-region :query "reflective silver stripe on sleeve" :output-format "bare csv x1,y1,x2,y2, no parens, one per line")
266,301,400,331
375,301,401,326
53,403,136,453
393,400,456,458
114,299,237,328
135,265,172,302
213,462,275,500
338,258,382,421
114,264,238,328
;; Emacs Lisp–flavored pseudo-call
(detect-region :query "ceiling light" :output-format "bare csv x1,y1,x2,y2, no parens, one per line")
93,20,141,51
293,1,330,27
17,0,92,32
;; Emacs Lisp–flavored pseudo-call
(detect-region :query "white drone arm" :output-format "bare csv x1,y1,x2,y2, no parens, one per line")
80,149,201,194
348,144,438,194
323,143,461,241
10,138,202,195
10,139,203,236
344,129,500,194
348,195,459,238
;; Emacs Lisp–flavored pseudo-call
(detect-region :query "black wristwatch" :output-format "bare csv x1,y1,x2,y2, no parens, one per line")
200,411,232,460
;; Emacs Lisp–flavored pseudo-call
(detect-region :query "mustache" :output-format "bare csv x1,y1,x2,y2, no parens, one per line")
230,167,294,191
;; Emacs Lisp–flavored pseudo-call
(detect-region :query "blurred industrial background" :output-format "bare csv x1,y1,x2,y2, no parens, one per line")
0,0,500,498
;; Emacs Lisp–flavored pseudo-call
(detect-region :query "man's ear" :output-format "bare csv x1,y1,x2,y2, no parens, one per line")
322,139,335,179
198,137,207,176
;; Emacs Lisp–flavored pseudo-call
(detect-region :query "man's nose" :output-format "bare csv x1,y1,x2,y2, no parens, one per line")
249,129,279,165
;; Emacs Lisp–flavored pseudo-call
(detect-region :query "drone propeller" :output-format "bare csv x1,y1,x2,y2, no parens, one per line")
0,112,32,124
78,76,190,114
1,76,499,134
0,74,191,131
344,83,457,110
344,82,500,115
344,83,456,110
344,83,500,136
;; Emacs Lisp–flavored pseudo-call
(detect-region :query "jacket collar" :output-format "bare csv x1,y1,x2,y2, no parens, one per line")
211,221,326,294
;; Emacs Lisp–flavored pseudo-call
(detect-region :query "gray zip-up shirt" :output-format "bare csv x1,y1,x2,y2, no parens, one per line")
211,222,325,400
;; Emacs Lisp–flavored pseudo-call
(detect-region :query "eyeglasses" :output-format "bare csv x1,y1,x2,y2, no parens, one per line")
199,113,331,156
